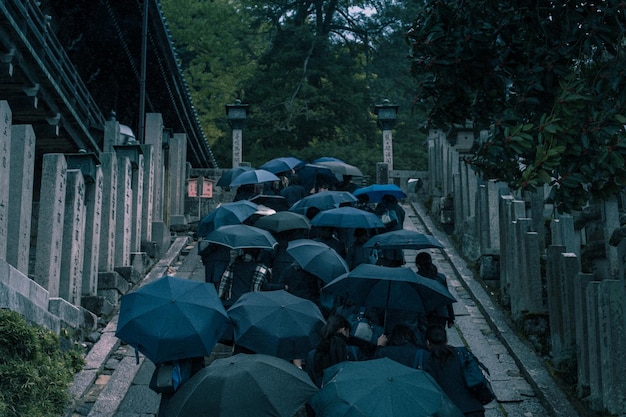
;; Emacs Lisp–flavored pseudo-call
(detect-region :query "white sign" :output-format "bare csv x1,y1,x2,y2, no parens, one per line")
232,129,242,168
383,129,393,171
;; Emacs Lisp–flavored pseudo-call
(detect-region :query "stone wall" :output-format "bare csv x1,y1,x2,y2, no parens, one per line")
425,128,626,415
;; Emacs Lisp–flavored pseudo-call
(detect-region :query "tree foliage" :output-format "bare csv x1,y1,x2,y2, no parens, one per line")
407,1,626,212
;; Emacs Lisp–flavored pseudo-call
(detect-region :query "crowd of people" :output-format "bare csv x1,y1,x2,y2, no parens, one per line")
195,168,488,417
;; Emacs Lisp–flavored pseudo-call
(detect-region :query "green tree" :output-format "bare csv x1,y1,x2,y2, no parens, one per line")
407,1,626,212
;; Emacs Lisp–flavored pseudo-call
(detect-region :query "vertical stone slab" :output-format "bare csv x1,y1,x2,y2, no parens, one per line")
140,144,154,243
7,125,35,274
551,215,578,257
0,101,11,261
169,133,187,222
511,218,532,320
525,231,543,312
598,280,626,414
81,166,103,296
529,190,546,249
602,198,621,278
559,252,579,352
129,155,144,252
546,245,567,360
98,154,117,272
34,154,67,296
103,119,120,154
115,157,132,267
498,195,514,303
477,183,489,253
144,113,164,222
586,281,603,411
486,181,504,250
574,273,593,396
60,170,86,305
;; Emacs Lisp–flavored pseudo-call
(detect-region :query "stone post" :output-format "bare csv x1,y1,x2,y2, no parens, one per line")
559,252,580,353
98,153,117,272
586,281,603,411
6,125,35,274
140,144,154,246
574,272,593,396
34,154,67,296
0,101,10,261
115,156,133,267
169,133,187,225
545,245,567,361
551,215,578,257
603,198,621,279
59,170,86,305
376,162,389,185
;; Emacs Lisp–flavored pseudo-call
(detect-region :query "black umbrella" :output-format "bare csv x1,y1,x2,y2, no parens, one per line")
259,156,304,174
203,224,278,250
288,191,357,215
309,358,463,417
253,211,311,234
216,166,255,188
364,229,443,250
310,206,385,230
227,290,326,360
197,200,259,238
287,239,350,283
163,353,318,417
249,194,290,211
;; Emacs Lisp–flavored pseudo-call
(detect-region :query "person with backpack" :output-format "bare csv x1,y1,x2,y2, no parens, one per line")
426,325,486,417
375,323,430,371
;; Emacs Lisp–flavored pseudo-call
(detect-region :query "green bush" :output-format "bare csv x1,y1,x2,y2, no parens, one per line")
0,309,85,417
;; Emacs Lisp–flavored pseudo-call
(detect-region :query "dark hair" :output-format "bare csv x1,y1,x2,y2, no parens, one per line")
415,252,438,278
426,324,454,361
321,314,351,339
388,324,418,346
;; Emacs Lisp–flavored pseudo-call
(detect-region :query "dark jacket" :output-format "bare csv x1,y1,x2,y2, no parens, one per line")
310,334,358,387
375,343,431,371
281,264,321,305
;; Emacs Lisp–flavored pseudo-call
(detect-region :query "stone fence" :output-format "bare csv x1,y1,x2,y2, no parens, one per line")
0,101,195,339
425,128,626,414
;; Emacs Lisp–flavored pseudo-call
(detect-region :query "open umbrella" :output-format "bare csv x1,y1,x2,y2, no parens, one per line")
249,194,290,211
353,184,407,203
115,276,230,363
203,224,278,250
254,211,311,234
364,229,443,250
287,239,350,283
309,358,463,417
230,169,280,186
197,200,259,238
310,206,385,230
295,164,339,192
312,156,345,164
227,290,326,360
259,156,304,174
316,160,364,180
163,353,318,417
322,263,456,314
289,191,358,215
216,166,255,188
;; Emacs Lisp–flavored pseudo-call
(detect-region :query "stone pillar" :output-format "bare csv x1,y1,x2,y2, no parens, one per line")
511,218,533,320
499,196,525,305
115,156,133,267
0,101,10,261
145,113,164,222
103,119,120,153
551,215,578,257
6,125,35,274
98,153,117,272
559,252,580,352
169,133,187,225
546,245,567,361
602,198,621,279
586,281,603,411
598,280,626,414
140,144,154,245
60,170,86,305
574,273,593,396
376,162,389,185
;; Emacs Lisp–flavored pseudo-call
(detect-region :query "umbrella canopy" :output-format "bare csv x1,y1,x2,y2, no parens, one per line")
259,156,304,174
203,224,278,250
163,353,318,417
353,184,408,203
322,264,456,313
316,160,364,180
249,194,290,212
364,229,444,250
197,200,259,238
310,206,385,230
287,239,350,283
295,164,339,192
309,358,464,417
230,169,280,186
227,290,326,360
312,156,345,164
289,191,358,215
254,211,311,234
216,166,255,188
115,276,230,363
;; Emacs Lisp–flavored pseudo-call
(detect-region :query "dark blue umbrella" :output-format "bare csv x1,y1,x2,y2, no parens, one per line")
230,169,280,186
259,157,304,174
227,290,326,360
312,156,345,164
322,264,456,314
287,239,350,283
288,191,357,215
310,206,385,229
363,229,443,250
316,160,363,180
295,164,339,192
253,211,311,234
353,184,407,203
115,276,230,363
197,200,259,238
249,194,290,211
216,166,255,188
309,358,463,417
203,224,278,250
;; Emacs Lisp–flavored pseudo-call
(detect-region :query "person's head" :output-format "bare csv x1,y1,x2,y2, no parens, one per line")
388,324,418,347
415,252,432,269
242,247,261,260
353,228,368,243
342,175,353,183
289,173,301,185
306,206,321,221
357,194,370,204
321,314,351,339
319,226,335,238
381,194,397,205
426,324,447,346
